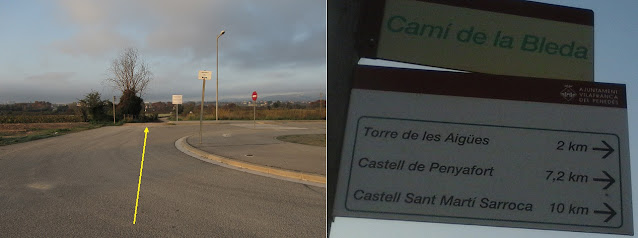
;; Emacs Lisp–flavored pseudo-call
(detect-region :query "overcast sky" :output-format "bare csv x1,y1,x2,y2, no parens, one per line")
331,0,638,237
0,0,326,104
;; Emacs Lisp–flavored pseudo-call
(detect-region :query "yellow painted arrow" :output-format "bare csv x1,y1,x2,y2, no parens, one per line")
133,127,149,224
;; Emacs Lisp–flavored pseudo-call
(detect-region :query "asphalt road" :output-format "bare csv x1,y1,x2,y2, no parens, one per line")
0,122,325,237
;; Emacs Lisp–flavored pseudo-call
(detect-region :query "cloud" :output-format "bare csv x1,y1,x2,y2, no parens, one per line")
14,0,326,103
24,72,76,84
0,71,97,103
57,0,108,25
52,0,326,67
52,0,140,57
52,29,134,57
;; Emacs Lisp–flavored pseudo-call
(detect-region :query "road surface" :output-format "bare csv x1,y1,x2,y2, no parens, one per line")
0,122,325,237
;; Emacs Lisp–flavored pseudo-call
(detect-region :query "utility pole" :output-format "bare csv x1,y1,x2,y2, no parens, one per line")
216,30,226,121
113,96,116,125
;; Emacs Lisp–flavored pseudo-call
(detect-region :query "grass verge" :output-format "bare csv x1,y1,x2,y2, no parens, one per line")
276,134,326,147
0,122,121,146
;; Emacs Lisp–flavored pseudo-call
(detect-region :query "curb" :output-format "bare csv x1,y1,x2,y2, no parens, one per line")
175,136,326,187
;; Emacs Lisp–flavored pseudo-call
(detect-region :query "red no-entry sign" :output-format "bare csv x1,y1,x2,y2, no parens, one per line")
252,91,258,101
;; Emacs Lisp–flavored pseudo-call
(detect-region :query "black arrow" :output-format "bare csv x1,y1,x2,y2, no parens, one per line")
594,203,617,223
592,171,616,190
592,140,615,159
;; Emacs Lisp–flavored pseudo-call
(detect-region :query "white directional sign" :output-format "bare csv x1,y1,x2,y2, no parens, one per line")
172,95,183,105
198,70,212,80
333,66,632,235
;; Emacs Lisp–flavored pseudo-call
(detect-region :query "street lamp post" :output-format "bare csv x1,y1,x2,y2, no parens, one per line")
216,30,225,121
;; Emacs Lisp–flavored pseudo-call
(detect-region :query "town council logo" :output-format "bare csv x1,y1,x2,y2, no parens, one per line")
560,85,577,101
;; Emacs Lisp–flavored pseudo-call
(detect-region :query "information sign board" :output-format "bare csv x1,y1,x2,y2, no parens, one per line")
172,95,183,105
198,70,212,80
333,66,632,235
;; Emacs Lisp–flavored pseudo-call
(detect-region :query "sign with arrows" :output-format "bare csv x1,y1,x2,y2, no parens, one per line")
595,203,617,223
333,66,632,235
593,141,615,159
593,171,616,190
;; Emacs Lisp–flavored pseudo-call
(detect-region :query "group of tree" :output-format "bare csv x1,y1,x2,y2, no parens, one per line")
74,91,112,122
76,47,154,123
106,48,151,119
75,47,326,122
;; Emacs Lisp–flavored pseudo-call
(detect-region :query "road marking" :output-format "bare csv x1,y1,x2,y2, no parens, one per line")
26,182,53,190
133,127,149,224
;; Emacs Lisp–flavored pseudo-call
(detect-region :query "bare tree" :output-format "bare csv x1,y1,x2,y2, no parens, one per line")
105,48,153,96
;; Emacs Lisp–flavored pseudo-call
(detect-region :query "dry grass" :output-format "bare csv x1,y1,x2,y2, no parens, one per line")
276,134,326,147
0,115,82,123
179,108,325,121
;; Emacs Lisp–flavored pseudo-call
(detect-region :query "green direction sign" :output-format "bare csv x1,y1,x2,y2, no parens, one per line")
359,0,594,81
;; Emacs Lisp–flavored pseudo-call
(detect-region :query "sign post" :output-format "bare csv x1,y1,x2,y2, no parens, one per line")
333,66,632,235
320,92,323,120
328,0,601,235
252,91,258,128
198,71,212,144
113,96,116,125
172,95,183,122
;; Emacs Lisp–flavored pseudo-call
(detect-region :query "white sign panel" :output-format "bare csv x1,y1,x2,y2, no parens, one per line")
198,70,212,80
172,95,183,105
360,0,594,81
333,66,632,235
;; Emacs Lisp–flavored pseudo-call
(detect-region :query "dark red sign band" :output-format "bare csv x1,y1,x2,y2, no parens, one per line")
353,65,626,109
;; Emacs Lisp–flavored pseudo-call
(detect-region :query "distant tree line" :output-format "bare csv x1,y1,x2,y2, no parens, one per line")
74,90,157,123
0,101,73,115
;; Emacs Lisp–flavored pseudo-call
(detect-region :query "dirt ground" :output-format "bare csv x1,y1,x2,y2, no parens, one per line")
0,122,89,137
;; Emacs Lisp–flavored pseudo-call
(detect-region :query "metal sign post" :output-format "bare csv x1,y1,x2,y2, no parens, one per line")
198,71,212,144
113,96,116,125
252,91,258,128
320,92,324,120
172,95,183,122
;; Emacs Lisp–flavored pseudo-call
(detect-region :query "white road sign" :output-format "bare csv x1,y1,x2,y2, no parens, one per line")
333,66,632,235
172,95,183,104
198,70,212,80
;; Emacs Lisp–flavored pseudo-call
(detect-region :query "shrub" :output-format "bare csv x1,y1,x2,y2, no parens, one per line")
118,89,143,119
